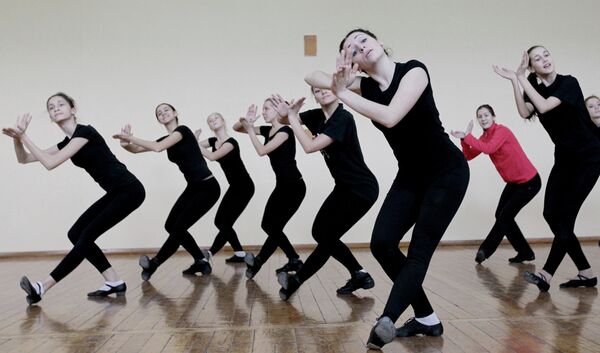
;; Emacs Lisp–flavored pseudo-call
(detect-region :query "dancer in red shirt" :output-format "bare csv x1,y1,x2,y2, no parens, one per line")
452,104,541,264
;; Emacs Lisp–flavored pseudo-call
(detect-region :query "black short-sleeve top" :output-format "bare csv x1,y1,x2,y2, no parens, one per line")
258,125,302,182
300,104,378,201
157,125,212,183
208,137,252,185
524,74,600,164
57,124,137,191
360,60,465,178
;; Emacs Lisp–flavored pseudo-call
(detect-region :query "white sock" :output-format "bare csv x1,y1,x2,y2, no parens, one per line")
235,251,246,257
359,269,368,273
415,313,440,326
35,281,44,296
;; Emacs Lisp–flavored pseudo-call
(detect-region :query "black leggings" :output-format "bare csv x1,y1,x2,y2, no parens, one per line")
479,174,541,258
542,162,599,275
256,178,306,262
154,177,220,264
50,179,146,282
370,163,469,322
297,186,376,283
210,180,255,254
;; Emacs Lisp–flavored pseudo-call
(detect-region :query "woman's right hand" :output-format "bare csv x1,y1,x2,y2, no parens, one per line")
194,128,202,140
450,130,466,139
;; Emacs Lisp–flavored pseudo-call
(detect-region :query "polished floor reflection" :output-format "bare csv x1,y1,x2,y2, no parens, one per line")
1,243,599,352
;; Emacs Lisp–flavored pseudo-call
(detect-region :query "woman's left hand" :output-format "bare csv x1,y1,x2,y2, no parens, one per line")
516,52,529,78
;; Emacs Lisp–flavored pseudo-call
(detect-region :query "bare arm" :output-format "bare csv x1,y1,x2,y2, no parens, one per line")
113,130,182,152
333,66,427,128
305,70,362,93
199,141,235,161
21,134,87,170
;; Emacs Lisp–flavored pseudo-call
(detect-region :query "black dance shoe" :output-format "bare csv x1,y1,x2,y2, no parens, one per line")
559,274,598,288
87,282,127,297
396,317,444,337
20,276,41,305
277,272,301,301
139,255,159,281
336,271,375,294
275,258,303,274
509,253,535,263
244,253,262,279
523,271,550,292
366,316,396,350
225,254,246,263
475,249,487,264
182,259,212,276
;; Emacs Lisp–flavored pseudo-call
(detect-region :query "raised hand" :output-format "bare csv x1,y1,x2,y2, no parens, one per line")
17,114,32,133
245,104,258,124
2,127,22,139
270,94,290,118
113,124,133,143
492,65,517,81
194,128,202,140
516,52,529,78
288,97,306,115
466,120,474,135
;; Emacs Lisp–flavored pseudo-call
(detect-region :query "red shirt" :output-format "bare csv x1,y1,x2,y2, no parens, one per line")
461,123,537,184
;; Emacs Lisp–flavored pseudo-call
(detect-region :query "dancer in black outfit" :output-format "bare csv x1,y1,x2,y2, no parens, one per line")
113,103,219,280
3,93,145,305
271,89,378,300
234,101,305,279
450,105,541,264
584,96,600,247
494,46,599,292
307,29,469,349
195,112,254,263
585,95,600,135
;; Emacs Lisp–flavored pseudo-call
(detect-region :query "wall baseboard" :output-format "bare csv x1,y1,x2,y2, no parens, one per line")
1,236,599,259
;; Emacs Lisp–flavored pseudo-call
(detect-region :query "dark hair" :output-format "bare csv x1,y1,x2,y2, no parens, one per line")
339,28,390,56
585,95,600,104
47,92,76,110
526,45,547,67
476,104,495,117
155,103,179,123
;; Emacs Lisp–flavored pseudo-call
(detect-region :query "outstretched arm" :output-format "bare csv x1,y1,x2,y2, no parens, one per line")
194,128,235,161
113,125,182,153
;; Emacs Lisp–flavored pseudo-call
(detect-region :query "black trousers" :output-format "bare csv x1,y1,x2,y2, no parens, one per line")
479,173,541,258
256,178,305,262
50,179,146,282
297,186,376,283
370,163,469,322
209,180,255,254
154,177,220,264
542,161,599,275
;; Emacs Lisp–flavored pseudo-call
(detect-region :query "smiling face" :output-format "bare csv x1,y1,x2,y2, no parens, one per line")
155,103,178,125
207,112,225,131
47,95,76,123
528,46,555,75
312,87,337,106
340,31,386,70
476,106,495,130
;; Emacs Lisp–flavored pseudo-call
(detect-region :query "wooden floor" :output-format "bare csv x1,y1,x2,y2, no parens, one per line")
1,243,599,353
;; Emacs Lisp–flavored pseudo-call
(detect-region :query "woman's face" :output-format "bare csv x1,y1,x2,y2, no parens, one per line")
586,97,600,122
313,88,337,106
528,46,554,75
47,96,75,123
155,104,177,125
262,100,278,123
207,113,225,131
341,31,385,69
476,107,495,130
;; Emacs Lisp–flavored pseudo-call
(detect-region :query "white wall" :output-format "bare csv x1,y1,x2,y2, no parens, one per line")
2,0,600,253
